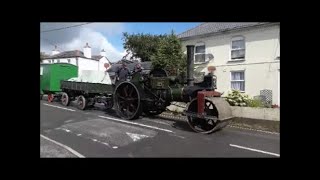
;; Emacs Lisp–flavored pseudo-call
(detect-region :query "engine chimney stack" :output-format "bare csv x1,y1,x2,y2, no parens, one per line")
186,45,195,86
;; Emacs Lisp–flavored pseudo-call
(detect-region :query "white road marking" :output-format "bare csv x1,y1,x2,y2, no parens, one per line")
98,115,173,133
43,103,76,112
77,134,82,136
92,139,98,142
40,134,85,158
170,134,186,139
113,146,118,149
102,142,110,147
58,128,71,133
126,132,149,142
142,119,171,126
230,144,280,157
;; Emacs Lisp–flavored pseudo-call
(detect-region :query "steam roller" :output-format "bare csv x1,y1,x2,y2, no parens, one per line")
112,45,233,134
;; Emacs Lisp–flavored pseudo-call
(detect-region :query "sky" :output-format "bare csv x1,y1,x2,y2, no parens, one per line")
40,22,201,62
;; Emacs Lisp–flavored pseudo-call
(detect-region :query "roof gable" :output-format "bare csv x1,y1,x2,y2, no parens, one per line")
43,50,107,61
46,50,85,59
178,22,275,39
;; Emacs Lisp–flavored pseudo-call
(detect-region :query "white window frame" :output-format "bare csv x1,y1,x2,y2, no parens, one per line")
230,70,245,92
194,42,206,64
230,36,246,61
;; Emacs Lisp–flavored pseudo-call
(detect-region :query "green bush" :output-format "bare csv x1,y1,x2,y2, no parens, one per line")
225,90,250,107
225,90,265,108
246,98,264,108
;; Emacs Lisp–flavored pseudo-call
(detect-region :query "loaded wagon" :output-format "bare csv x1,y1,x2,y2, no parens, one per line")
60,70,114,110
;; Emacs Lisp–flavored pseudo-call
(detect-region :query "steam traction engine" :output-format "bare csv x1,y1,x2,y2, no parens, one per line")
114,45,233,134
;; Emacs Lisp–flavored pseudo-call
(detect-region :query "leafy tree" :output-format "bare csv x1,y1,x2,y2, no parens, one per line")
122,31,186,75
122,32,163,62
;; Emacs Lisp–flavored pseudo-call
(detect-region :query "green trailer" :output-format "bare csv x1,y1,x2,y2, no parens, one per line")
40,63,78,102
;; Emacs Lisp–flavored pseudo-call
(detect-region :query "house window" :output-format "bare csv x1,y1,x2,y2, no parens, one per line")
231,36,245,60
67,59,71,63
57,59,60,63
195,42,206,63
231,71,245,92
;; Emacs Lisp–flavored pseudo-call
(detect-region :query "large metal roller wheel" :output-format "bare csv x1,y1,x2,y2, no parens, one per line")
77,95,87,110
114,81,142,120
186,98,219,134
61,92,70,106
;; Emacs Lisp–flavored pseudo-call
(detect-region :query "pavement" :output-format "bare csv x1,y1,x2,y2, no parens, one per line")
40,99,280,158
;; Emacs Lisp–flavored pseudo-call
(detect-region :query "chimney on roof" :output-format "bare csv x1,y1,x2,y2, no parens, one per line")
83,42,91,58
52,45,60,55
100,49,106,57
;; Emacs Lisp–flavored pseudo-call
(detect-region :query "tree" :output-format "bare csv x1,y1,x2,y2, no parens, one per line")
123,32,163,62
122,31,186,75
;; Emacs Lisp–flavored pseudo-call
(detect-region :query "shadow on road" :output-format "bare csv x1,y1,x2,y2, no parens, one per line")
147,115,196,133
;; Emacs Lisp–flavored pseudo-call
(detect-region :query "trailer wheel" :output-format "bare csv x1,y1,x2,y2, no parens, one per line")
61,92,70,106
77,95,87,110
48,94,54,103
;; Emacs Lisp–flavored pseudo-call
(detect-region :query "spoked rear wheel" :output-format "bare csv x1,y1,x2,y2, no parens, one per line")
61,92,70,106
114,82,141,120
186,98,219,134
77,95,87,110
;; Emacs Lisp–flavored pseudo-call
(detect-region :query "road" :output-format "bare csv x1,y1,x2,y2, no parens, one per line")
40,100,280,158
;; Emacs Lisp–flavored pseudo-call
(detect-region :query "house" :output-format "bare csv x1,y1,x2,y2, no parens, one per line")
41,43,111,76
178,22,280,106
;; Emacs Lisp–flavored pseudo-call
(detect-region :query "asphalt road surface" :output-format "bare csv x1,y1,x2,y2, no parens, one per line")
40,99,280,158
